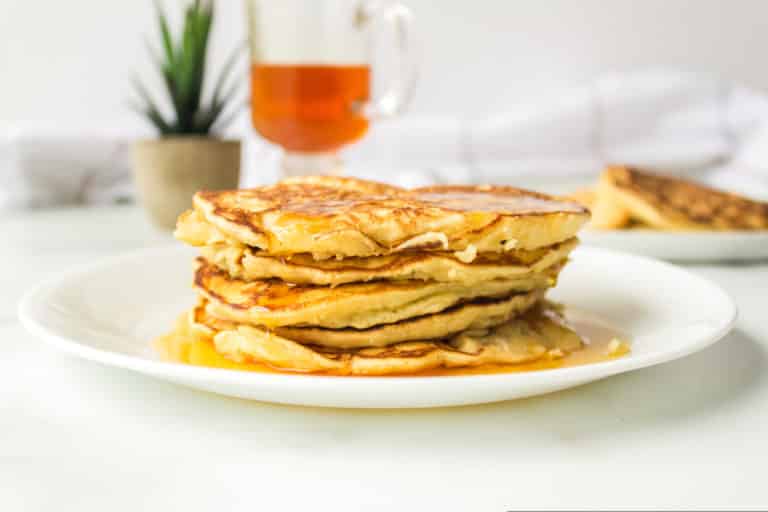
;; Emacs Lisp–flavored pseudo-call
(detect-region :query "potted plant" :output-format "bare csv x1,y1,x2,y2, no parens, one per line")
132,0,241,229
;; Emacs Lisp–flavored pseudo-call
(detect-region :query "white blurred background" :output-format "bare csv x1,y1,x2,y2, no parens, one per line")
3,0,768,205
2,0,767,123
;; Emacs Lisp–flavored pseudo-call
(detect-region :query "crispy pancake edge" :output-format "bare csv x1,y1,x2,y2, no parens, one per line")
183,177,589,257
193,257,563,329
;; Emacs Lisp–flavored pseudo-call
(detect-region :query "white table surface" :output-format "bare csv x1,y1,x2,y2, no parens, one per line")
2,206,768,511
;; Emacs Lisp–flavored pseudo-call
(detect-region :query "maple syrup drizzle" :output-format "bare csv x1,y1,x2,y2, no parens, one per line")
154,308,630,377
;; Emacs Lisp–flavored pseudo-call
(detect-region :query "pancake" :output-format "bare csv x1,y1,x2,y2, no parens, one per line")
168,305,583,375
199,238,578,286
598,166,768,230
172,301,584,375
566,186,631,229
176,176,589,259
566,188,596,209
194,257,562,329
197,287,543,348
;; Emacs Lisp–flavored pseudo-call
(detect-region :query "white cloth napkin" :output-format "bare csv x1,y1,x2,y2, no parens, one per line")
0,123,135,210
243,71,768,197
4,70,768,211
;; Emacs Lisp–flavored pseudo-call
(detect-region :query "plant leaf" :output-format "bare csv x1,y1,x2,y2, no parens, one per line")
131,77,159,110
134,0,238,135
174,3,203,131
209,41,245,108
216,74,242,109
129,82,172,134
154,1,175,67
193,102,223,133
195,3,212,95
210,95,246,133
144,38,164,71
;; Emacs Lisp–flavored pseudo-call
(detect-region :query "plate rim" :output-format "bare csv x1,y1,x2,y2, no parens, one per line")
583,229,768,237
580,229,768,262
17,246,738,390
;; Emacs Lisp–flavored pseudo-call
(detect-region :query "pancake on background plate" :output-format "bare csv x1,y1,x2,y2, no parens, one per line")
571,165,768,231
158,175,595,376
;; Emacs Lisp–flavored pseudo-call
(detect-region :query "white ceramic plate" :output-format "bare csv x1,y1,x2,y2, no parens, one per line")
18,247,736,408
581,230,768,262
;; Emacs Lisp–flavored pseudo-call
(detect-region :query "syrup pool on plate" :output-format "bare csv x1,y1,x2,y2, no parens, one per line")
154,307,631,377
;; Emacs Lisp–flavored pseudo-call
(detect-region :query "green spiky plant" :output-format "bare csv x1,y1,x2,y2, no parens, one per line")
133,0,241,136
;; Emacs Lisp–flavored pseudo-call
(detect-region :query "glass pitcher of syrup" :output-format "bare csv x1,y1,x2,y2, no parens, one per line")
246,0,417,177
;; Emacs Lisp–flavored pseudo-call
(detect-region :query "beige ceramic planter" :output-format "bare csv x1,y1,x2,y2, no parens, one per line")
133,137,240,230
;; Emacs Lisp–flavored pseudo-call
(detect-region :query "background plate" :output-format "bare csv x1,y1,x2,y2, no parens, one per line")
581,230,768,262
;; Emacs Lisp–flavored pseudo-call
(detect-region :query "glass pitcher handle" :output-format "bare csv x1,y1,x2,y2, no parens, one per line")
358,0,418,118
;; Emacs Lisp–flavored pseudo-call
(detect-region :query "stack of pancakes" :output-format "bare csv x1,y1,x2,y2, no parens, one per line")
161,176,590,375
